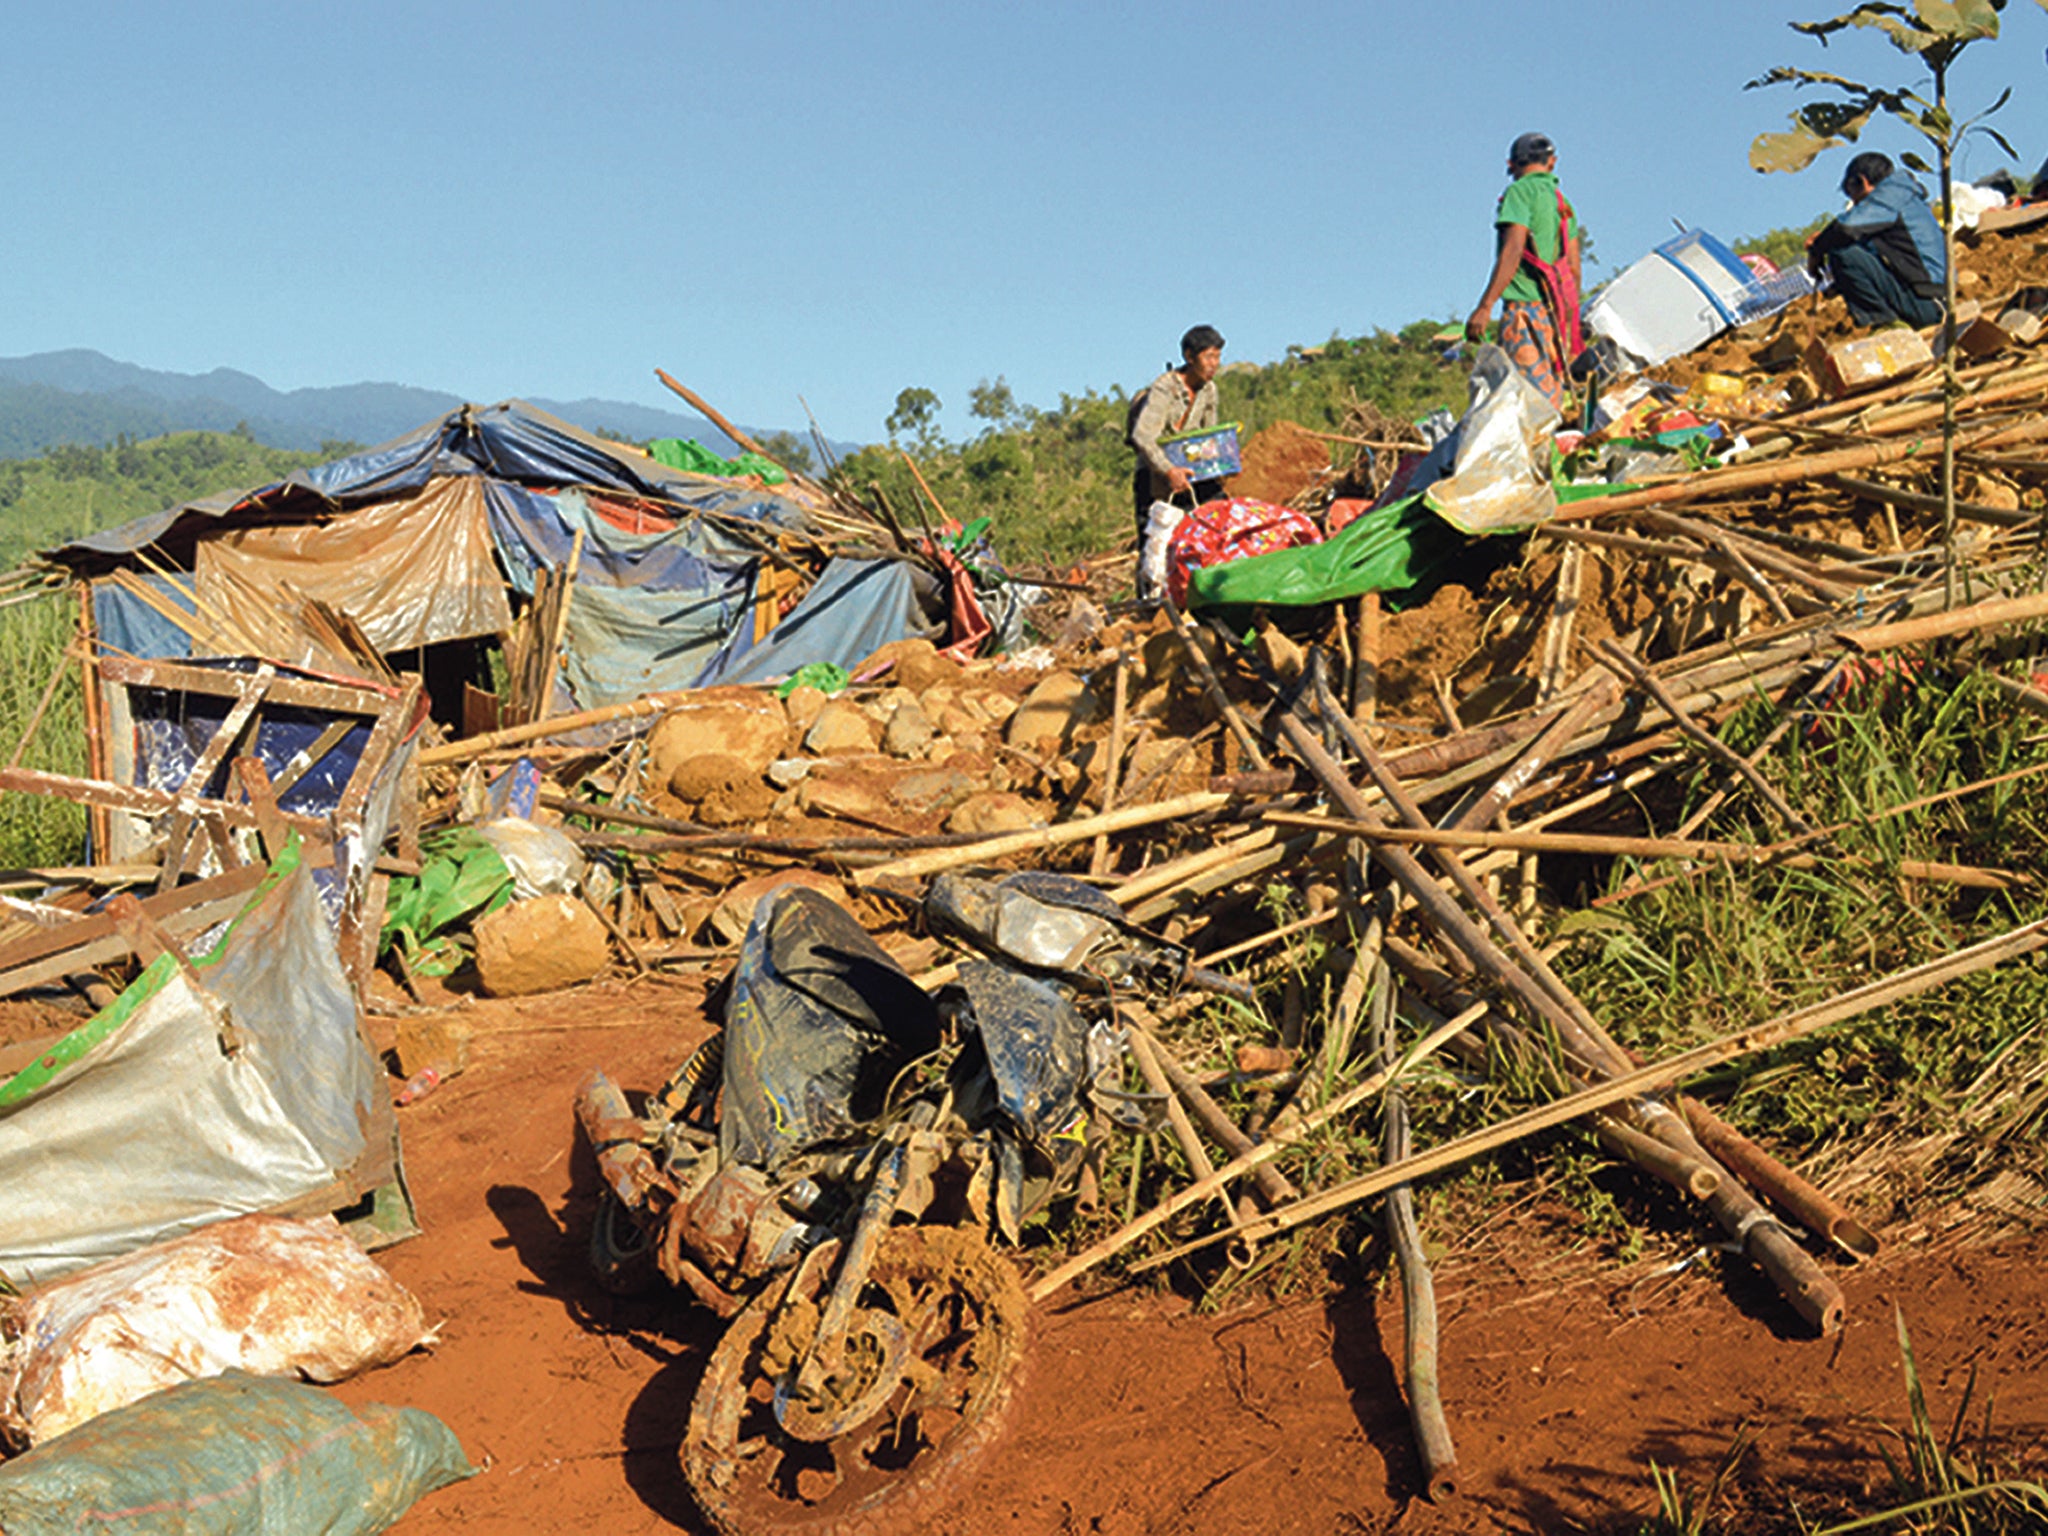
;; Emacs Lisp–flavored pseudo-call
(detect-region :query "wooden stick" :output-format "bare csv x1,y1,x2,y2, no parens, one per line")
6,641,78,771
1091,652,1128,877
534,526,584,724
1028,1001,1490,1302
854,791,1231,886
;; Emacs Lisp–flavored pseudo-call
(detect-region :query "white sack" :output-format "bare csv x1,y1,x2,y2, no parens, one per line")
0,1214,433,1449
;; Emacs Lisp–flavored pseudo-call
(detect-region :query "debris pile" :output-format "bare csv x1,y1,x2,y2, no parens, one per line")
3,209,2048,1526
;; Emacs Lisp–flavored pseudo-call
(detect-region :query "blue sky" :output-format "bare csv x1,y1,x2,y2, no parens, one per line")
4,1,2046,444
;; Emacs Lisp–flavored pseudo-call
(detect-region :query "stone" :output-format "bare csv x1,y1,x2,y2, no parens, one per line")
473,896,609,997
805,700,879,756
1256,625,1307,685
782,684,829,733
898,649,962,693
882,701,937,759
697,780,778,827
801,772,898,826
887,767,975,817
765,757,814,789
946,792,1043,836
710,869,850,945
647,688,789,779
667,752,755,804
1005,672,1097,751
395,1013,472,1080
968,688,1018,725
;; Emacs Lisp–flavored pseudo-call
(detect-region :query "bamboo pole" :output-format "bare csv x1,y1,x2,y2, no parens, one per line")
1086,918,2048,1292
1090,653,1129,877
1028,1001,1491,1302
854,791,1231,886
1380,1008,1458,1503
419,688,703,765
1679,1096,1877,1259
1841,588,2048,655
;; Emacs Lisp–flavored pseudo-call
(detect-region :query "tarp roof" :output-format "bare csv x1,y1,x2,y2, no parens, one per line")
41,399,812,576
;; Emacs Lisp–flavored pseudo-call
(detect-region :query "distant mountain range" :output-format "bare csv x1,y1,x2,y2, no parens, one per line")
0,349,852,463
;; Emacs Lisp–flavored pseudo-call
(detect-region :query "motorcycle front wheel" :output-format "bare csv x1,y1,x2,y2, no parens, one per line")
682,1224,1028,1536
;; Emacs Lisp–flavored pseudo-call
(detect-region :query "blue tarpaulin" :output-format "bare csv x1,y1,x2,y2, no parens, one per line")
698,558,937,687
43,401,811,574
485,485,759,707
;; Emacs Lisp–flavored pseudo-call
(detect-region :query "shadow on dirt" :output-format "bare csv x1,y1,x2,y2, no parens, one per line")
483,1154,727,1532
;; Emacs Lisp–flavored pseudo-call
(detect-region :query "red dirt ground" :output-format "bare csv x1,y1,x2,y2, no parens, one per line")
293,975,2048,1536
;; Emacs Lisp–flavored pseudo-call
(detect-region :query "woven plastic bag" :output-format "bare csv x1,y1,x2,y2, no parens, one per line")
0,1371,475,1535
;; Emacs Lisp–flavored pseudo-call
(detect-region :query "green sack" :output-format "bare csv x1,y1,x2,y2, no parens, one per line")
0,1372,476,1536
1185,494,1470,615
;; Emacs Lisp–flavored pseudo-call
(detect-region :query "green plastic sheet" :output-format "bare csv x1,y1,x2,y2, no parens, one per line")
646,437,789,484
1185,495,1471,615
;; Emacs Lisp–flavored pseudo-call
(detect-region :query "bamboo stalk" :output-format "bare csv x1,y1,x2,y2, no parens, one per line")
1379,1008,1458,1503
854,791,1231,886
1095,918,2048,1290
1030,1001,1489,1302
1131,1020,1298,1211
1090,652,1129,877
1679,1096,1878,1259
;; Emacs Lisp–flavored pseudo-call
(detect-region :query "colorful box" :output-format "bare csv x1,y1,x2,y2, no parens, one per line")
1159,421,1243,479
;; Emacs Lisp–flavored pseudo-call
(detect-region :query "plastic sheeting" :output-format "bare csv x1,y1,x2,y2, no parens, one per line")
0,849,383,1288
1186,494,1469,613
42,400,813,576
91,576,196,663
485,484,758,707
1423,345,1563,535
195,477,513,663
697,557,938,688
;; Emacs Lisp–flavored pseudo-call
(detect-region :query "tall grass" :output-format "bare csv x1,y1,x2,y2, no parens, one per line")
1553,666,2048,1193
0,587,88,868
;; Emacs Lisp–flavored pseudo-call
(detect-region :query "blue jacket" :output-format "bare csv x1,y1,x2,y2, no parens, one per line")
1812,172,1946,297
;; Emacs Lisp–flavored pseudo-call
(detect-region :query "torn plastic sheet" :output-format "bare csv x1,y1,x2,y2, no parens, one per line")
1424,344,1563,535
0,849,387,1289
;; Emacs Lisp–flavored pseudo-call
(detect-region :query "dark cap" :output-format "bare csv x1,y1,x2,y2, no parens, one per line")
1509,132,1556,168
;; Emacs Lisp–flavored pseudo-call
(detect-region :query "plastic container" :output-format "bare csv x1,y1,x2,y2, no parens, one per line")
395,1067,442,1106
1159,421,1242,479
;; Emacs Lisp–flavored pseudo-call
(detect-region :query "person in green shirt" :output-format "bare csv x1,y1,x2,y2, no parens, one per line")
1465,132,1583,414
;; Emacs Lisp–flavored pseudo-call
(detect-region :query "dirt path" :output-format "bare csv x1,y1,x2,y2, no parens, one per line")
329,978,2048,1535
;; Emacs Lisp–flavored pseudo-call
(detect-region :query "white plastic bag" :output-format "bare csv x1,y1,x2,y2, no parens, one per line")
0,1214,434,1448
1425,344,1563,535
1138,499,1185,602
472,816,585,899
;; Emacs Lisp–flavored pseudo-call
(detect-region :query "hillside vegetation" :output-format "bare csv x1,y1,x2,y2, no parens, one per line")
0,429,342,569
834,320,1473,568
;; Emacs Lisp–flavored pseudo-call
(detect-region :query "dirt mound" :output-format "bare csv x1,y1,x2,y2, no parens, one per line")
1230,420,1333,506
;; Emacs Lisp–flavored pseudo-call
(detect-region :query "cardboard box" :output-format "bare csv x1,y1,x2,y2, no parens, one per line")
1815,330,1935,396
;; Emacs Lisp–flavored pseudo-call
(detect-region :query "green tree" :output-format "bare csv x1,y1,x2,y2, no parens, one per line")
754,429,816,477
1748,0,2041,603
885,386,944,453
967,376,1026,435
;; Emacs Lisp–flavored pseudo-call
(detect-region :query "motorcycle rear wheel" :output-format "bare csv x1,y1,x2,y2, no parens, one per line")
682,1225,1028,1536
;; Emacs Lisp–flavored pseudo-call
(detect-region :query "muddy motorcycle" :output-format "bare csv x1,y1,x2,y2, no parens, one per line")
575,872,1246,1535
